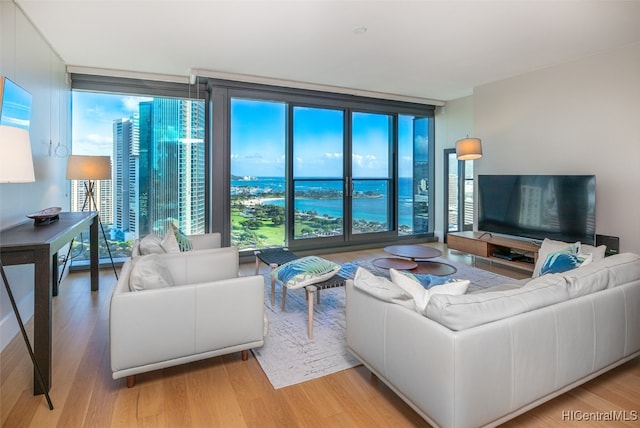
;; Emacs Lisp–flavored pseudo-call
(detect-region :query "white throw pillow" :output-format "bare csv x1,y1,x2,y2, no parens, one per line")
533,238,580,278
579,253,594,267
579,244,607,262
389,268,470,315
129,254,175,291
160,229,181,253
353,267,412,306
138,234,165,255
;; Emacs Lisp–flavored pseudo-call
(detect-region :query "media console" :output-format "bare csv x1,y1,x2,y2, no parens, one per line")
446,231,539,272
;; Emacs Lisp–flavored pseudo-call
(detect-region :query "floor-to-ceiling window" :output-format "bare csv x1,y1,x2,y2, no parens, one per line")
69,76,206,264
443,148,474,240
230,98,286,249
70,75,435,260
398,114,430,236
351,112,393,235
291,106,345,241
215,81,436,254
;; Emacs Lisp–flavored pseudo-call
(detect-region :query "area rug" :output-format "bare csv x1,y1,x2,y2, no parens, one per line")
252,258,516,389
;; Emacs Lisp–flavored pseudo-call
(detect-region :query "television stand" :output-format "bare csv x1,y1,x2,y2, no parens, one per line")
446,231,539,272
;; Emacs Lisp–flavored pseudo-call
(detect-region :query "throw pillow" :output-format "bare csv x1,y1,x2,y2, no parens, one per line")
533,238,580,278
160,229,181,253
129,254,175,291
539,251,589,275
352,267,413,306
170,223,193,252
389,268,470,315
271,256,341,290
138,234,165,255
579,244,607,261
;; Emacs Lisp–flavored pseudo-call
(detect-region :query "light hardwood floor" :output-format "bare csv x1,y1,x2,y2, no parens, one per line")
1,244,639,427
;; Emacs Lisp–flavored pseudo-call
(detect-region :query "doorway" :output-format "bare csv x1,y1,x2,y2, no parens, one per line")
443,148,474,242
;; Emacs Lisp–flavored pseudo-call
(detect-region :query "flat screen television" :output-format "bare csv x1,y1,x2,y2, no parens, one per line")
477,175,596,245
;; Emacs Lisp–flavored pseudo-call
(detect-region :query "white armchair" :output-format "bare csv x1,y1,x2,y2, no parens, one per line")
110,246,264,387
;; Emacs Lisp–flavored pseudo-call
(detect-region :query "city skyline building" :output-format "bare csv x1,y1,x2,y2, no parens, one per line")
72,96,205,245
70,178,113,225
112,113,140,241
138,98,205,236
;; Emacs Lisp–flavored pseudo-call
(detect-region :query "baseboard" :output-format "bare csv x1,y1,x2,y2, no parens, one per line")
0,290,34,352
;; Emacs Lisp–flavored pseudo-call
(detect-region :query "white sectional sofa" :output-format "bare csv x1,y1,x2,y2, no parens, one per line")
110,247,265,387
346,252,640,428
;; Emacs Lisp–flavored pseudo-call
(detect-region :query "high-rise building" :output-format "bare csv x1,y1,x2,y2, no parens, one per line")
138,98,205,236
112,115,139,241
70,179,113,226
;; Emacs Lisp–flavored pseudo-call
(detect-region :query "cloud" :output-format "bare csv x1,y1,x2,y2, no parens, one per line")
122,96,151,112
71,133,113,156
324,152,342,159
353,153,379,168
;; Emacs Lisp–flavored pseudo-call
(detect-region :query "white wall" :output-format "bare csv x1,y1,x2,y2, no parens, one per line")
473,42,640,253
0,1,71,351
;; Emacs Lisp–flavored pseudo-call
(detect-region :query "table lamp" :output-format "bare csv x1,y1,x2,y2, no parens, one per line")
0,124,54,410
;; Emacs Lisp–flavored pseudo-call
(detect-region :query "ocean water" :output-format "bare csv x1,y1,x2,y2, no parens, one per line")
231,177,419,226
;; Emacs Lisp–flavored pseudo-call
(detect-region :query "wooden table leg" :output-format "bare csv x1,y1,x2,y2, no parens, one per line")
270,263,277,307
89,215,99,291
281,284,287,311
33,248,52,394
307,285,317,339
254,251,261,275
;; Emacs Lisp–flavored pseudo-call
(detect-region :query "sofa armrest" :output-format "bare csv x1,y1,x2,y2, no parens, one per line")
194,275,265,352
110,280,198,372
110,272,265,374
346,279,457,427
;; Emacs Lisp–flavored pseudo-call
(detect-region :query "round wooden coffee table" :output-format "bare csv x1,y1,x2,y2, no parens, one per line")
372,257,418,270
383,245,457,276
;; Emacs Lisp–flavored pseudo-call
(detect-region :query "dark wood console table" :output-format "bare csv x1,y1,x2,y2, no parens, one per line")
447,231,539,272
0,211,99,395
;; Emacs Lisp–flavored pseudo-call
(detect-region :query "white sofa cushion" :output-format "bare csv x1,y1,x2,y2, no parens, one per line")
389,268,469,315
129,254,175,291
425,274,570,331
160,229,181,253
580,243,607,261
138,234,165,255
353,267,413,307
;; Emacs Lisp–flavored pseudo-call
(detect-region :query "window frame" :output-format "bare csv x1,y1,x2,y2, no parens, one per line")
71,74,437,259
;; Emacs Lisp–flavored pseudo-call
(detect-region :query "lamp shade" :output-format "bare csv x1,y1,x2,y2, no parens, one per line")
0,125,35,183
456,137,483,160
66,155,112,180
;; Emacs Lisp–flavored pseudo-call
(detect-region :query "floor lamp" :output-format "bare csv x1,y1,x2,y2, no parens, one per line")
0,125,54,410
61,155,118,281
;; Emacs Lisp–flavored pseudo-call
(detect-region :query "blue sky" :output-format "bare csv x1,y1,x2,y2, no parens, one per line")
73,92,423,177
72,92,149,155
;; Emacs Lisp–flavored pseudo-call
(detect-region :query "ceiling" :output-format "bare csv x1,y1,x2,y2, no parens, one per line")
16,0,640,102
